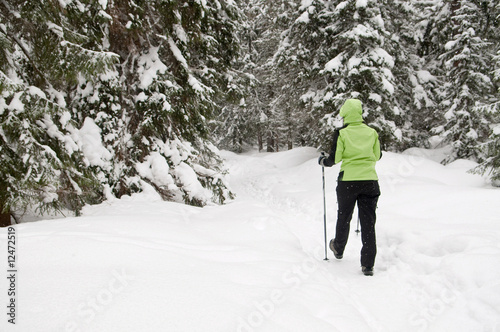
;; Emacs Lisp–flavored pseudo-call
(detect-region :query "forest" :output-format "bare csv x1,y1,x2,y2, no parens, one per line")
0,0,499,225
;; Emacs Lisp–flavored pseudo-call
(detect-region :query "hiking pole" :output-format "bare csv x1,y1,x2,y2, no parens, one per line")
321,154,328,261
355,215,360,235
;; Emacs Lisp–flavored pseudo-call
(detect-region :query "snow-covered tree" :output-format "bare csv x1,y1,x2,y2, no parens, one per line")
0,0,117,225
1,0,243,226
215,0,296,152
274,0,422,149
472,25,500,186
429,0,496,162
212,0,257,153
388,1,440,148
471,102,500,186
67,0,241,206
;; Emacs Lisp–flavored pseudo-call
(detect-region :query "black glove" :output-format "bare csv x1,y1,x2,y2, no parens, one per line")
318,152,328,166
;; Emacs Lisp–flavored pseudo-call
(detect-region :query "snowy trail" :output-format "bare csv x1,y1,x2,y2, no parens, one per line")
1,147,500,331
220,147,500,332
223,148,402,331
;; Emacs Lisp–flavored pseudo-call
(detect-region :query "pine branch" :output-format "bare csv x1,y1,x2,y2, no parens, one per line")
0,1,50,86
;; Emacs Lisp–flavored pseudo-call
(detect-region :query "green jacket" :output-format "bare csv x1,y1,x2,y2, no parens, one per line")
322,99,382,181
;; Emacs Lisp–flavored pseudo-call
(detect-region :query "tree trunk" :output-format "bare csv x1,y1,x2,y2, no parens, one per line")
266,132,274,152
0,185,11,227
258,130,263,152
0,213,10,227
0,201,11,227
287,128,293,150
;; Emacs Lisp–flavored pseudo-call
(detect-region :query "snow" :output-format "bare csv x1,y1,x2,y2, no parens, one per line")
98,0,108,10
466,129,478,139
393,128,402,140
300,90,316,102
28,86,47,100
324,53,344,72
295,11,310,24
346,24,381,43
2,148,500,331
165,38,208,93
173,24,188,44
335,1,349,12
371,15,385,29
348,56,362,70
57,0,74,9
168,37,188,70
382,76,395,95
356,0,368,8
444,40,459,51
98,10,112,20
416,70,436,84
135,152,175,187
299,0,314,11
173,162,212,203
7,92,24,112
188,74,207,93
76,117,112,168
372,48,394,68
137,47,168,89
36,115,65,143
369,93,382,103
59,111,72,128
493,124,500,136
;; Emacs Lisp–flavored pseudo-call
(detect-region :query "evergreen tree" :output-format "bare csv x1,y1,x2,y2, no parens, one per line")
430,0,496,162
0,0,117,225
389,0,439,149
215,0,295,152
1,0,243,225
272,0,330,149
471,102,500,186
212,0,257,152
274,0,422,150
472,9,500,186
68,0,241,206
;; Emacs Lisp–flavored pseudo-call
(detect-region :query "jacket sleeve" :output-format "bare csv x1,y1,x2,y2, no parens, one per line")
322,129,342,167
374,133,382,160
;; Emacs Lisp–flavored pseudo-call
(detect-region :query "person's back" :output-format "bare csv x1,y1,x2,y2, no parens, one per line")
329,98,381,181
319,98,382,276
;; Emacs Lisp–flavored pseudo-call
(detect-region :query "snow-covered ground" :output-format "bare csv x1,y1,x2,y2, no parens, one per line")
1,147,500,332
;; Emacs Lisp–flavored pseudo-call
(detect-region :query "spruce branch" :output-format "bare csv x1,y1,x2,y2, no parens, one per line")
0,6,50,87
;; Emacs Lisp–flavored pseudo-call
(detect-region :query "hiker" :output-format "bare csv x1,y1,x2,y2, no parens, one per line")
318,98,382,276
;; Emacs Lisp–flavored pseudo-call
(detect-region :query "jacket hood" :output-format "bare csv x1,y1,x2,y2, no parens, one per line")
339,99,363,124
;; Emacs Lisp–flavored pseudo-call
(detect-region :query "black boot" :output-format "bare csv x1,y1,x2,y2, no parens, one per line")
329,239,343,259
361,266,373,276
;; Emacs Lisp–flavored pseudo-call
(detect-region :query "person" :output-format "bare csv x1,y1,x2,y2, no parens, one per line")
318,98,382,276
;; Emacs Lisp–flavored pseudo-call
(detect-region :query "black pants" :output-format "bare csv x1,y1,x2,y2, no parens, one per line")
333,181,380,268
